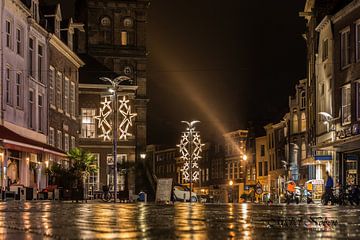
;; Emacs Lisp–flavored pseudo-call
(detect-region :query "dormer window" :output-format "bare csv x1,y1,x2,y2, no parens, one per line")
32,1,40,22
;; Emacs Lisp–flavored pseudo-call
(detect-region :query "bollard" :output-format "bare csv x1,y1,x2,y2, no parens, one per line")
144,193,147,203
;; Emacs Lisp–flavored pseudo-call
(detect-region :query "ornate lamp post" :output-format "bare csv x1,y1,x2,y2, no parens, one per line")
177,120,204,202
95,76,137,203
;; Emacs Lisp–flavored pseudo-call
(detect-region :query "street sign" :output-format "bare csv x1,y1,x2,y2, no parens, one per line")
255,182,263,195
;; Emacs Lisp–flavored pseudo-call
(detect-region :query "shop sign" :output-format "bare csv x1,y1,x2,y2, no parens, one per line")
336,123,360,139
314,155,332,161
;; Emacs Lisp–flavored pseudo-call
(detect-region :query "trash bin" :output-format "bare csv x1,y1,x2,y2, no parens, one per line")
54,189,60,200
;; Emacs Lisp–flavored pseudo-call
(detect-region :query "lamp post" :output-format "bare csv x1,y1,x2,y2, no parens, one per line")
98,76,133,203
177,120,204,203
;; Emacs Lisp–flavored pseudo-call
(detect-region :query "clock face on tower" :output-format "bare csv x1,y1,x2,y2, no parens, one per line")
123,18,133,28
100,17,111,27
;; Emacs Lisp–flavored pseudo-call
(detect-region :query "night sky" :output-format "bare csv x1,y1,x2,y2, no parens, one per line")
59,0,307,145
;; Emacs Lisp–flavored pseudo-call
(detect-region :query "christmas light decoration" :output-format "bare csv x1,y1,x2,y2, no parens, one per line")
95,95,137,141
177,121,204,183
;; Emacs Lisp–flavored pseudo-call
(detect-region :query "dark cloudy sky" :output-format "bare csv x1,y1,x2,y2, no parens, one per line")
60,0,307,145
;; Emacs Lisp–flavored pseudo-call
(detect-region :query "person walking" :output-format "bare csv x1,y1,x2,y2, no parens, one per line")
324,171,334,204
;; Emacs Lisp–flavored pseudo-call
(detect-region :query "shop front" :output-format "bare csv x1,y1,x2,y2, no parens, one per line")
0,126,67,198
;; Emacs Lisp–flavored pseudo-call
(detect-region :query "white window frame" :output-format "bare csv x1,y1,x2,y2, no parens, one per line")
64,77,69,114
38,44,44,83
70,82,75,117
292,113,298,133
322,39,328,61
5,67,11,105
356,20,360,62
29,38,34,77
301,112,306,132
5,20,12,49
64,133,69,152
342,84,351,125
38,94,43,132
81,108,96,138
49,66,56,107
357,81,360,120
15,72,23,108
340,27,351,68
16,28,22,56
56,130,62,150
88,153,100,191
49,127,55,146
70,136,76,150
56,72,63,110
29,89,35,129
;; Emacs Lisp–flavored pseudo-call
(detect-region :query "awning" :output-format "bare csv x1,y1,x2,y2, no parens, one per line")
0,126,66,157
301,157,329,166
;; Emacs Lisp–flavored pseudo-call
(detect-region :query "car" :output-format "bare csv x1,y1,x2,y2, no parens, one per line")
173,185,198,202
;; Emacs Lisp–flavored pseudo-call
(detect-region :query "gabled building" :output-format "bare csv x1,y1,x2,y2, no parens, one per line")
0,0,68,192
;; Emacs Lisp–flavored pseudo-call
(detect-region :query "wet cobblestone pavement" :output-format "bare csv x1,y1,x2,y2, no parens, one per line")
0,202,360,239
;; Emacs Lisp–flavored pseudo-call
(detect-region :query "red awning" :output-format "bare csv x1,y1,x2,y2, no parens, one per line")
0,125,66,157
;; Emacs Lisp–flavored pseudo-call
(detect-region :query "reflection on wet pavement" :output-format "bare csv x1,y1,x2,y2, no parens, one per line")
0,202,359,239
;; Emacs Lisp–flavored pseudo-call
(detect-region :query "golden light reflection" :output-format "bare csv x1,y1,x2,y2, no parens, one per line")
174,203,206,239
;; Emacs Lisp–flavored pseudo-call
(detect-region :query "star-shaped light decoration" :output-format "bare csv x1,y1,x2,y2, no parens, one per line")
177,121,204,183
118,96,137,140
94,96,113,141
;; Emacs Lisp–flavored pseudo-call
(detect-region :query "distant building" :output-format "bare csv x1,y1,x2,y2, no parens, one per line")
223,130,248,202
255,136,269,200
288,79,308,183
264,119,287,201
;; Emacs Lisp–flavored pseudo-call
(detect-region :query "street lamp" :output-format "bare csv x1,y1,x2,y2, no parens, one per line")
177,120,204,202
229,180,234,203
95,76,137,203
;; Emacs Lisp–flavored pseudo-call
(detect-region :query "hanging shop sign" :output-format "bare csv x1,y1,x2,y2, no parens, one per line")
336,123,360,140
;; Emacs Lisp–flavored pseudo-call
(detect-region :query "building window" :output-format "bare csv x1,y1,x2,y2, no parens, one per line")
6,67,11,105
301,112,306,132
356,22,360,62
16,73,23,108
64,77,69,114
38,45,43,83
341,29,351,68
357,82,360,120
292,113,298,133
29,90,35,129
70,82,75,116
264,161,268,176
88,153,100,191
322,39,328,61
49,66,55,106
300,91,306,109
38,95,43,132
49,128,55,146
29,38,34,77
56,130,62,150
260,145,265,157
70,136,76,150
258,162,263,177
301,141,306,160
6,20,11,49
342,84,351,125
64,134,69,152
81,108,96,138
56,72,63,109
121,31,128,45
16,28,22,55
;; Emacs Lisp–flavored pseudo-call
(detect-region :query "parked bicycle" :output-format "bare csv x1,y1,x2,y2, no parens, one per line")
101,185,113,202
